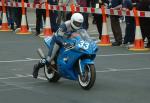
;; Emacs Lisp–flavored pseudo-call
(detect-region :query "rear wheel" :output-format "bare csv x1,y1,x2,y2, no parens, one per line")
78,64,96,90
44,65,60,82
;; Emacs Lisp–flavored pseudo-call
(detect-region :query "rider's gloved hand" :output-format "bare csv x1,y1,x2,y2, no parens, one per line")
39,58,50,66
65,31,73,36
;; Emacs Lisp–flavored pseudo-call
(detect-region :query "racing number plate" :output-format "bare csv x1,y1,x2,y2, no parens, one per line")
78,40,90,50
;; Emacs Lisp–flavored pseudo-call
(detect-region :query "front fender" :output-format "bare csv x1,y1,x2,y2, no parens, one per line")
79,59,94,76
81,59,94,64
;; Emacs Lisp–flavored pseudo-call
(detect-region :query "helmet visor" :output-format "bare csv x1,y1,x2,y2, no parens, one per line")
73,21,82,27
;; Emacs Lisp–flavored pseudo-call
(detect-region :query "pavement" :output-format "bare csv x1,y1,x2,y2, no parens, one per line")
0,10,150,103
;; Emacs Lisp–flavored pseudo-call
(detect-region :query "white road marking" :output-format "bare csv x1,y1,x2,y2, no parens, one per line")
0,88,23,92
0,67,150,81
0,53,149,80
0,75,32,80
97,68,150,72
34,67,150,80
15,74,26,77
0,58,39,63
97,52,150,57
25,58,36,60
27,74,47,80
0,53,149,63
37,77,47,80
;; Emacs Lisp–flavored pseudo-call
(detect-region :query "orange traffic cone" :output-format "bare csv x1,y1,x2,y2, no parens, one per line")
16,0,31,35
98,5,111,46
129,7,149,51
70,4,75,14
43,2,52,37
0,0,12,31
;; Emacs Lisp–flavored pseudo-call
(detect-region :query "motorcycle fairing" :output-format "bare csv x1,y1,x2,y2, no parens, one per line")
56,47,82,80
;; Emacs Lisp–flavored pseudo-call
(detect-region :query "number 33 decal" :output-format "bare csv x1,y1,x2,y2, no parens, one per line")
78,40,89,49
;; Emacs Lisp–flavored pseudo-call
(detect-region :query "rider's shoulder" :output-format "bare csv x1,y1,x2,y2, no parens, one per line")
64,20,71,25
59,20,71,28
59,22,68,32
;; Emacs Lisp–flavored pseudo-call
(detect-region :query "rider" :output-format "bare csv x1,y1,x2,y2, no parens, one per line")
32,13,90,78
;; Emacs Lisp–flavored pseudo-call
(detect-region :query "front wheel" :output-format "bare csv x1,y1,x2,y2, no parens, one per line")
44,65,60,82
78,64,96,90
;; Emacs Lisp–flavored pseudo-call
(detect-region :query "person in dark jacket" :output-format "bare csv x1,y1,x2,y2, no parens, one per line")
136,0,150,48
34,0,46,36
48,0,59,32
6,0,15,30
14,0,29,29
77,0,89,30
89,0,109,39
0,6,2,25
58,0,78,24
122,0,135,45
109,0,123,46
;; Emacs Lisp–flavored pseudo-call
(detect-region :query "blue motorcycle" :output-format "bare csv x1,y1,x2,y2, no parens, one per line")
37,32,98,90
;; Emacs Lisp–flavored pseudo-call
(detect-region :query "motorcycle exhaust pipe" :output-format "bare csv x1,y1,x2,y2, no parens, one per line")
37,48,46,59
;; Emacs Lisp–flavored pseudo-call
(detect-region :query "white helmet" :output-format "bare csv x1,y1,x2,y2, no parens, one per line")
71,13,84,30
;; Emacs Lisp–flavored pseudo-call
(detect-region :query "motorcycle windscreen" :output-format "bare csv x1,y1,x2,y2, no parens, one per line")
44,36,52,49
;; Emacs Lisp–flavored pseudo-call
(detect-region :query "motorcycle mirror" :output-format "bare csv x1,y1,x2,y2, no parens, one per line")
37,48,46,59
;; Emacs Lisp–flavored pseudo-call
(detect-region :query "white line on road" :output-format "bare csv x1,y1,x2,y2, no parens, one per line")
97,68,150,72
0,58,39,63
97,52,150,57
33,67,150,80
0,67,150,80
0,75,32,80
0,53,149,63
0,87,23,92
37,76,47,80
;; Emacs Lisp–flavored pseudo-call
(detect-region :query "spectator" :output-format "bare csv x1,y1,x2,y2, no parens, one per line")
13,0,29,30
66,0,78,20
136,0,150,48
122,0,135,45
77,0,89,30
7,0,15,30
58,0,78,24
0,6,2,25
108,0,123,46
90,0,109,39
48,0,59,32
34,0,46,36
57,0,66,25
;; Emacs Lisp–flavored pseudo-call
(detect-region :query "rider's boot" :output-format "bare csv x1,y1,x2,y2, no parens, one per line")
32,62,45,78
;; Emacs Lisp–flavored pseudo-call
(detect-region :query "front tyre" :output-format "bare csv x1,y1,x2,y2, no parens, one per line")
78,64,96,90
44,65,60,82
